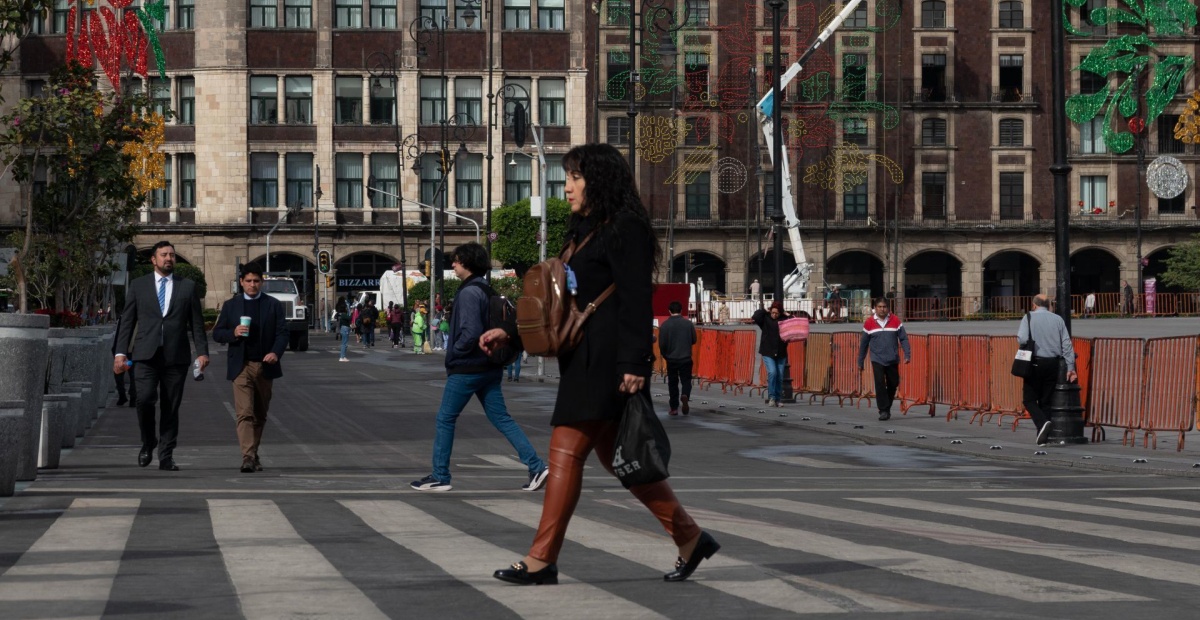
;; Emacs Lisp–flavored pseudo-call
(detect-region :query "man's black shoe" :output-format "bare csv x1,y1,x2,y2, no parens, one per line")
241,457,255,473
116,397,127,406
253,456,263,472
138,446,154,467
878,411,891,421
159,458,179,471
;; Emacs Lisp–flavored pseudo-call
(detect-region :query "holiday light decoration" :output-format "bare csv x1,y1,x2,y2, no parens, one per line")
637,114,686,163
121,111,167,198
1173,90,1200,143
1146,155,1189,200
1065,0,1197,153
66,0,168,88
802,142,903,192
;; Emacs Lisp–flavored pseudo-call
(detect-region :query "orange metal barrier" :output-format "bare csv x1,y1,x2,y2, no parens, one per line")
695,329,722,390
710,332,734,392
725,331,759,394
928,335,960,419
856,359,875,409
902,297,964,321
951,335,990,421
1085,338,1145,445
1139,336,1198,450
1072,337,1093,413
825,332,861,406
977,336,1027,429
898,334,934,416
802,333,832,402
788,340,806,398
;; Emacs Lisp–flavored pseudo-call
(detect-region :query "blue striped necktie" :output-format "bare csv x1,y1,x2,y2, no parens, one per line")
158,277,167,315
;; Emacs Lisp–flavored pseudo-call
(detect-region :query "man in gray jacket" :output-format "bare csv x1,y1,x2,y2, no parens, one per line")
1017,294,1078,446
658,301,696,416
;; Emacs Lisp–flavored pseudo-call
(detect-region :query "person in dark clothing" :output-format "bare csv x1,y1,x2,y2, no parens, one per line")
1017,294,1078,446
483,143,718,586
752,301,788,407
657,300,696,416
387,302,405,348
856,298,911,421
212,263,289,473
409,242,547,493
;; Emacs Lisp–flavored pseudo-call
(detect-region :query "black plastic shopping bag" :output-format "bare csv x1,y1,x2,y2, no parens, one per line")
612,392,671,488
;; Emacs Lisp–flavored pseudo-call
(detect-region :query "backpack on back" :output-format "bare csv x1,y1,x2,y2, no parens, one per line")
464,280,521,367
516,233,615,357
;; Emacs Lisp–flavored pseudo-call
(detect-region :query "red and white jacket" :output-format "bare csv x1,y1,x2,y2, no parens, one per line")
857,313,911,368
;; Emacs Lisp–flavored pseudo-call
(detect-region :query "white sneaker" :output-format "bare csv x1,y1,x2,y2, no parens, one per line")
522,467,550,491
1036,421,1051,446
338,357,349,362
410,475,452,491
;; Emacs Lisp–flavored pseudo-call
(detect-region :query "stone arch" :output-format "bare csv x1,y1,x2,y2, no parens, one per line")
1069,247,1121,295
1144,246,1185,294
670,251,727,293
746,249,797,298
982,250,1040,313
826,250,885,300
334,251,399,277
904,250,963,317
247,251,314,276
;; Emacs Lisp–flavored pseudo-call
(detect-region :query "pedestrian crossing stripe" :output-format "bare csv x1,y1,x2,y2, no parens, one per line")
1102,497,1200,512
981,497,1200,527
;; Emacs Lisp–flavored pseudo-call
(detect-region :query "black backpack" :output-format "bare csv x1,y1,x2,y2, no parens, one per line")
464,280,522,367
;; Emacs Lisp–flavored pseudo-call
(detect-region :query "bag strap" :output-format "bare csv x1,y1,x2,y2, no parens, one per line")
560,231,597,263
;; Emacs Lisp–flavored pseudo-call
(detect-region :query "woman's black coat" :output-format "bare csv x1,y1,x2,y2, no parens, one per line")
551,212,654,426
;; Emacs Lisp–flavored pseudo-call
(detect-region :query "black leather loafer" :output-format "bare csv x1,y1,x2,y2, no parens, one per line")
138,446,154,468
664,531,720,582
493,561,558,585
159,458,179,471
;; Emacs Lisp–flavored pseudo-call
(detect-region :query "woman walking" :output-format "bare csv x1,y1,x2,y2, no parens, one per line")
336,300,351,362
752,301,788,407
481,143,719,586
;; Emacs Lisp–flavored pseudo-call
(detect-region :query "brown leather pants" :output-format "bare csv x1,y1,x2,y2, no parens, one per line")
528,419,701,564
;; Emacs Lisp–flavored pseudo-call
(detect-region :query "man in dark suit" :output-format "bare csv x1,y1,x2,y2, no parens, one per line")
211,263,288,473
113,241,210,471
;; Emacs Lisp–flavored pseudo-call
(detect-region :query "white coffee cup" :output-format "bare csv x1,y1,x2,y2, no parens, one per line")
239,316,252,327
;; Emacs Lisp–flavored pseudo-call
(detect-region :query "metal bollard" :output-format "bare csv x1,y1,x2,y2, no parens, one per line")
1045,359,1088,445
39,395,72,469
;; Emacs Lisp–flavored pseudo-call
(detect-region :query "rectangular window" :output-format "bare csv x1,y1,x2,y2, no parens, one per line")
1159,193,1186,215
178,78,195,124
845,3,867,28
420,0,447,23
538,0,564,29
685,173,711,219
456,0,482,28
284,76,312,124
607,117,630,145
1080,0,1106,35
250,153,279,208
286,153,314,208
546,155,565,199
285,0,311,28
921,1,946,28
250,76,278,124
505,0,531,29
999,0,1023,28
999,172,1024,220
420,77,445,125
336,77,363,124
844,117,868,146
1080,117,1107,154
922,118,947,146
538,78,566,126
151,155,172,208
52,0,69,34
27,79,46,99
998,118,1023,147
842,53,867,102
456,154,483,209
922,172,947,219
684,116,708,145
502,78,531,126
370,76,395,125
1159,113,1186,154
607,0,629,26
369,153,399,207
1080,175,1107,213
178,154,196,208
505,155,532,204
998,54,1023,102
28,8,44,34
177,0,194,29
685,52,710,99
606,50,630,100
843,181,868,220
1080,56,1106,94
250,0,276,28
455,78,483,125
150,78,171,117
420,154,441,207
335,0,362,28
336,153,364,208
371,0,397,28
122,77,143,98
686,0,709,25
921,54,947,102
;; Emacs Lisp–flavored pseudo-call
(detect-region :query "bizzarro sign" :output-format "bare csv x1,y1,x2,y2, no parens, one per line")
336,277,381,292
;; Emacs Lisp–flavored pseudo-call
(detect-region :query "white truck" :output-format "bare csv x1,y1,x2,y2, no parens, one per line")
262,275,309,351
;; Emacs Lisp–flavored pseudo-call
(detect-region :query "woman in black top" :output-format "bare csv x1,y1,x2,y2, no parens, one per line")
483,144,719,585
753,301,788,407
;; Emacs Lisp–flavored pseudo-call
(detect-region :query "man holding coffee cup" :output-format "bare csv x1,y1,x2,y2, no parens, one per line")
212,263,289,473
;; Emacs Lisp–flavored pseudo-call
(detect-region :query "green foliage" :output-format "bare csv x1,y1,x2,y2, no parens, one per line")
490,276,524,301
0,2,53,103
202,308,219,323
131,262,208,301
407,279,462,311
1161,234,1200,290
491,198,570,275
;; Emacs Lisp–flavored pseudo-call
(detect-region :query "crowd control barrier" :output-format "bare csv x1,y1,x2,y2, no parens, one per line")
802,333,833,402
978,336,1025,429
928,335,960,420
898,335,934,416
1139,337,1198,450
1087,338,1145,445
826,332,861,406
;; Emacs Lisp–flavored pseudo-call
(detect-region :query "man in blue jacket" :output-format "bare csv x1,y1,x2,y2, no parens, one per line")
212,263,289,473
410,242,548,492
857,298,911,421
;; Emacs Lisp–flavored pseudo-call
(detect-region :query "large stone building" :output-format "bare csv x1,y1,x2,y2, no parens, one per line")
3,0,1199,317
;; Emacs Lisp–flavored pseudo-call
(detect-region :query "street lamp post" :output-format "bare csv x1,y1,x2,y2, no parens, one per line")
311,166,324,329
266,204,301,275
408,127,474,321
367,50,407,309
625,0,691,178
767,0,793,402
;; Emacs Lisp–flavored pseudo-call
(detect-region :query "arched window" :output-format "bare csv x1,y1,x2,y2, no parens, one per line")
998,119,1024,147
922,118,947,146
921,1,946,28
999,1,1024,28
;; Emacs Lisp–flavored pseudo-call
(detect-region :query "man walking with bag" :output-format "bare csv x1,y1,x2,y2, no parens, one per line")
1017,294,1078,446
856,298,910,421
657,301,695,416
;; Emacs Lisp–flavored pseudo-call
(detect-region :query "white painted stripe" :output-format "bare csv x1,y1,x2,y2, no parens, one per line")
208,499,387,620
855,497,1200,552
1103,497,1200,512
471,498,925,615
735,498,1200,589
341,500,665,620
476,454,527,469
0,498,139,618
689,507,1146,603
981,497,1200,527
764,455,861,469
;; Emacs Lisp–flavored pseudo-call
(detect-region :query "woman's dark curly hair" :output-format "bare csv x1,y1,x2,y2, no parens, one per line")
561,143,661,267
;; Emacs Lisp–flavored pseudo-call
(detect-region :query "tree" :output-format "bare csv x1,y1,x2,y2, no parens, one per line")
490,198,570,275
0,63,162,312
407,279,461,312
0,1,53,103
1162,234,1200,290
131,262,207,300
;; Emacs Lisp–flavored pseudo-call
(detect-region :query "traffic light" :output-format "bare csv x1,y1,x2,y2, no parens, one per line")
317,250,332,274
424,260,431,277
439,147,452,174
325,275,334,289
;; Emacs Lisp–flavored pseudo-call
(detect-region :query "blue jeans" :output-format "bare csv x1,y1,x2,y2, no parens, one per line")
761,356,784,401
339,325,350,358
363,325,375,346
506,356,522,380
431,369,545,484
